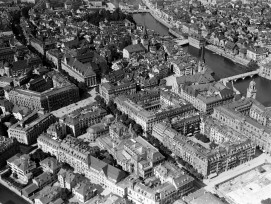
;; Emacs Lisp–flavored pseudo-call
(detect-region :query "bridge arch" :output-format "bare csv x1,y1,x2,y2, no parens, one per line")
219,69,260,85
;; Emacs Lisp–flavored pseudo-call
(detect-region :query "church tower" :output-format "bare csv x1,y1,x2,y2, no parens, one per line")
197,45,206,73
247,80,257,99
141,26,149,49
45,0,51,9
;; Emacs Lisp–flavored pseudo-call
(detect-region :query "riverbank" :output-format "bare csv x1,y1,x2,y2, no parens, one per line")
141,0,173,28
206,45,250,66
0,176,31,204
140,0,252,66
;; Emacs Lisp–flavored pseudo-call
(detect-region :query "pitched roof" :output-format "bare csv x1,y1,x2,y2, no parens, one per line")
124,44,146,53
22,183,39,196
66,56,96,77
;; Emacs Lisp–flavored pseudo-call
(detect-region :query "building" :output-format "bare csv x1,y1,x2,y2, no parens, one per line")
201,116,248,144
8,71,80,111
123,44,145,58
58,168,83,191
18,0,37,3
246,47,269,62
29,37,56,57
12,105,31,121
37,134,128,197
34,186,65,204
184,189,225,204
212,99,271,153
32,172,55,188
98,193,132,204
171,115,201,136
198,0,223,5
259,61,271,80
114,95,195,132
160,89,185,107
46,122,67,140
99,125,165,178
60,104,107,137
154,162,194,196
87,123,109,142
0,60,32,78
61,54,97,87
127,164,194,204
180,82,234,114
37,134,61,157
128,89,161,111
152,122,255,177
99,82,137,103
40,157,61,174
22,183,39,198
0,137,20,168
7,154,37,183
0,98,14,113
188,33,205,49
74,180,97,203
8,110,56,145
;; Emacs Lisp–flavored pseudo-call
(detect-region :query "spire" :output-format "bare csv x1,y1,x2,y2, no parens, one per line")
200,45,205,63
247,79,257,99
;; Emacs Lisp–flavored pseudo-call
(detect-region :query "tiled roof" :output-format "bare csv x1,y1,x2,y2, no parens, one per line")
124,44,145,53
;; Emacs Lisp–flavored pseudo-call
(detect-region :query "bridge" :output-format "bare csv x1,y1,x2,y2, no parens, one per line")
175,39,189,46
124,9,150,14
220,69,260,85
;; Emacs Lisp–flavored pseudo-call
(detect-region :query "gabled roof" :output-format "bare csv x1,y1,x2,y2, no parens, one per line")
103,165,127,182
124,44,146,53
22,183,39,196
66,56,96,77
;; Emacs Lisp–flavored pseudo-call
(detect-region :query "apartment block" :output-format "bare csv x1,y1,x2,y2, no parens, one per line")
8,110,56,145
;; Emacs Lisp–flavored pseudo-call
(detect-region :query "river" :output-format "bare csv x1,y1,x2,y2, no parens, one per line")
132,13,271,107
0,183,29,204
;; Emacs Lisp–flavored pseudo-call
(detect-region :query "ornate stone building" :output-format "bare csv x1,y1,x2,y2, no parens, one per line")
152,122,255,177
8,110,56,145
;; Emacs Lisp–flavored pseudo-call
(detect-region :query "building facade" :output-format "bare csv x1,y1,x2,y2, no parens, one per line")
8,72,80,111
212,99,271,153
99,82,137,104
7,154,37,183
37,134,128,197
180,82,234,114
152,122,255,177
128,163,194,204
114,95,195,132
8,111,56,145
0,137,20,168
62,55,97,87
60,104,107,137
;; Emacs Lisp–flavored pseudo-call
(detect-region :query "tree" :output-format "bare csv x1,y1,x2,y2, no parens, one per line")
133,123,143,135
0,123,8,136
176,157,185,166
21,7,30,19
30,149,51,164
94,95,106,109
248,60,259,71
262,198,271,204
195,133,210,143
107,100,117,114
120,114,128,123
78,82,88,97
210,141,218,149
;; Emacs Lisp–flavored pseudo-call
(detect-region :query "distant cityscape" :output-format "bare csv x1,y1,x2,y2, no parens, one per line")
0,0,271,204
